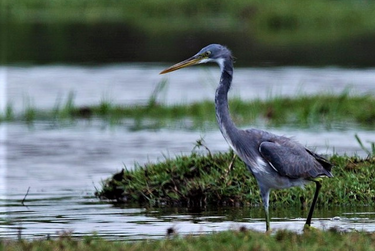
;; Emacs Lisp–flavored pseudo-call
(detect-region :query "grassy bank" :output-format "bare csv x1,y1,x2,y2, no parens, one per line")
2,228,375,251
2,92,375,130
96,146,375,207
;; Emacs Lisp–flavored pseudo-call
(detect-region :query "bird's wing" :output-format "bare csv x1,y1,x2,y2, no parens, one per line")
258,140,333,179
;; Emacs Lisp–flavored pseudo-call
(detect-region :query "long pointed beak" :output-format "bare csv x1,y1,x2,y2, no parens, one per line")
160,56,201,74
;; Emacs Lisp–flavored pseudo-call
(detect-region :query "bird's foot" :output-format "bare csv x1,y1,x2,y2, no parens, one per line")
303,224,319,232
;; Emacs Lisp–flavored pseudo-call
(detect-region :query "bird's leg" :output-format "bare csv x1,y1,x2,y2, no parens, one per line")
265,205,270,232
260,188,271,232
304,179,322,230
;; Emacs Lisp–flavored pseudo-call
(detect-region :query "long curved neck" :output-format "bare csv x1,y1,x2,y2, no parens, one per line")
215,58,238,148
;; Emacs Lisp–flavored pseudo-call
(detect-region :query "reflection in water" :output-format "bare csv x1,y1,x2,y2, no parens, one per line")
2,65,375,239
5,22,375,67
3,192,375,240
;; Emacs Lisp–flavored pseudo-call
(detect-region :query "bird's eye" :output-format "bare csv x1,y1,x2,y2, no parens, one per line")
200,51,211,58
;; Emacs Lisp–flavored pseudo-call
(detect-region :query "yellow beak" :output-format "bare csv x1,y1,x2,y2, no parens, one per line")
160,56,201,74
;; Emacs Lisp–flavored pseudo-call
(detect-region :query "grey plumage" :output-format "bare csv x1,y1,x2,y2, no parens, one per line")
160,44,333,231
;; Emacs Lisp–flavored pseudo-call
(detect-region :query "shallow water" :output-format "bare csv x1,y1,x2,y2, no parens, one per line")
3,194,375,240
1,65,375,239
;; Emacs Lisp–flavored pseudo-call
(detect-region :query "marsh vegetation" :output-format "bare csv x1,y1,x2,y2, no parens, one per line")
2,91,375,130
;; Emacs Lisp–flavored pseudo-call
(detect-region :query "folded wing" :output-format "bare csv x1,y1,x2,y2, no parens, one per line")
259,140,333,179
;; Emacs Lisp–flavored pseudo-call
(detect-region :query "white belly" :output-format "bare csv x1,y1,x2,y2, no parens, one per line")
250,158,311,190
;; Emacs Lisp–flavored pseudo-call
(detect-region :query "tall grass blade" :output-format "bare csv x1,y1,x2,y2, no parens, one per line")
354,133,371,156
148,79,168,107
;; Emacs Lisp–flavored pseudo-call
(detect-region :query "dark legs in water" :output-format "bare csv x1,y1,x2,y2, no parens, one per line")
262,180,322,232
304,180,322,229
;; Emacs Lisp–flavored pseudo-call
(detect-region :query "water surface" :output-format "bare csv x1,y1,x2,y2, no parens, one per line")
6,65,375,111
1,65,375,239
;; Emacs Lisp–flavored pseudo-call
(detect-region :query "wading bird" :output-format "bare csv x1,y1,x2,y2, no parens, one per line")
160,44,333,231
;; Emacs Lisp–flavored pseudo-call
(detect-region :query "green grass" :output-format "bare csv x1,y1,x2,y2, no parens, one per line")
3,92,375,130
2,228,375,251
96,143,375,207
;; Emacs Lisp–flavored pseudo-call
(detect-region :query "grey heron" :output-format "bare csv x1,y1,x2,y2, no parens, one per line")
160,44,333,231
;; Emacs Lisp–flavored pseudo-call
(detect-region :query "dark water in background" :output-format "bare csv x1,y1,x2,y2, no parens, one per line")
1,65,375,239
3,22,375,66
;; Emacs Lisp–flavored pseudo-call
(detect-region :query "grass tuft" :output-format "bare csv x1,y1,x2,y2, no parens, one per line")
96,143,375,207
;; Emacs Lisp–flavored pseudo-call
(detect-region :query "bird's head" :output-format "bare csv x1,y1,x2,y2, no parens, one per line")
160,44,231,74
